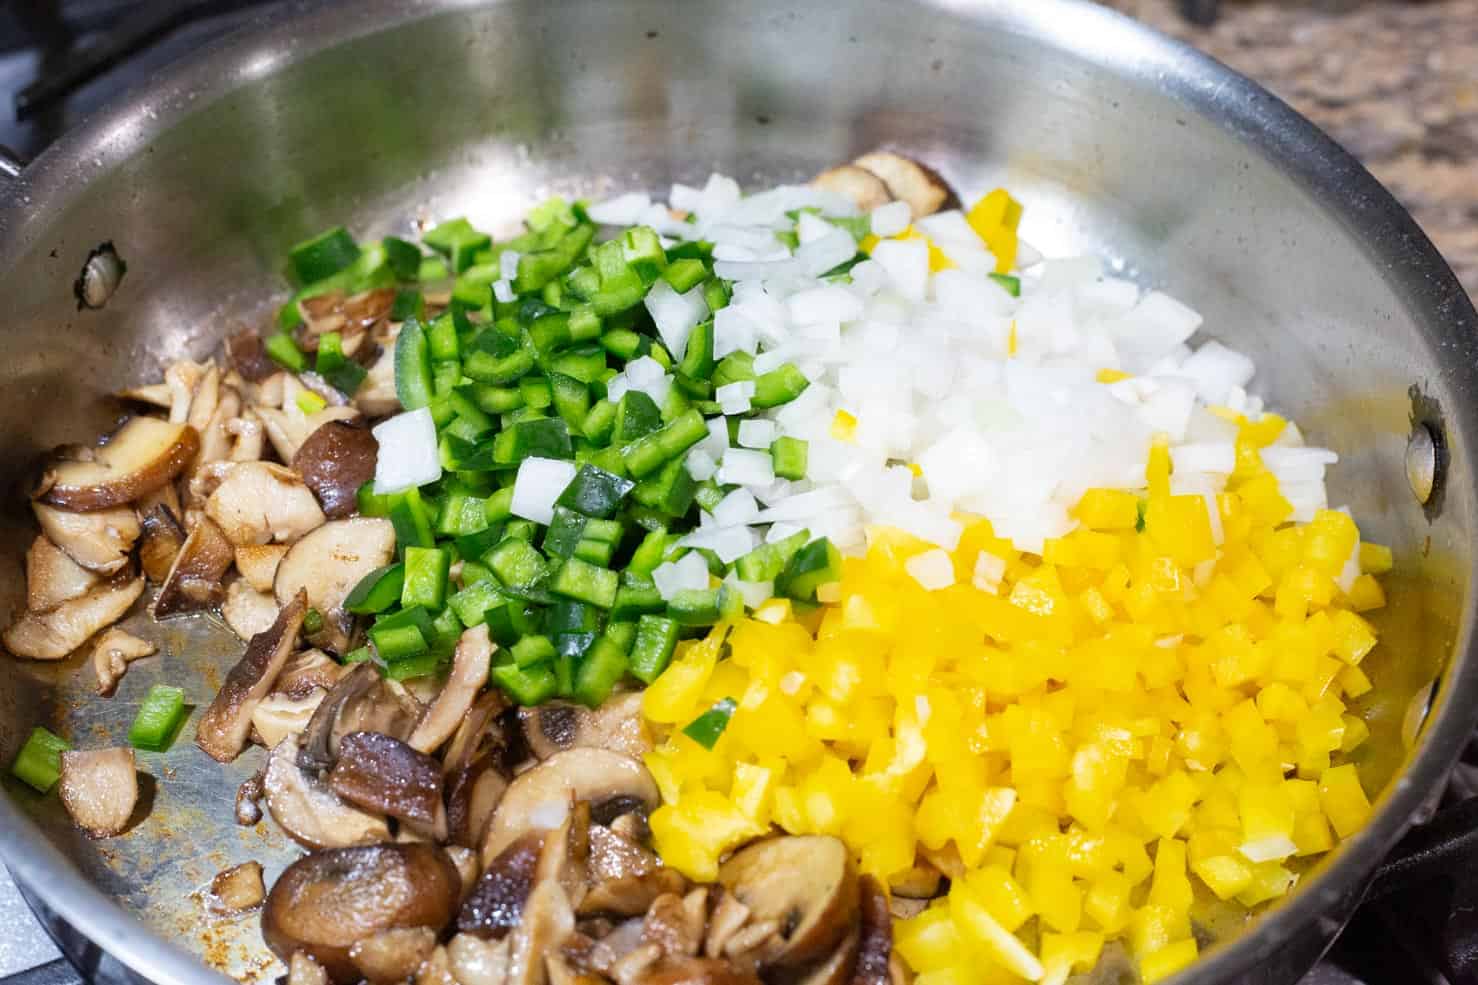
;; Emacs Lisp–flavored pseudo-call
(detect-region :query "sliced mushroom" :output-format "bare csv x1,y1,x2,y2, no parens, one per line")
447,752,511,849
417,946,459,985
520,692,651,762
58,747,138,838
36,417,200,512
409,625,493,755
292,420,378,519
329,731,445,829
458,831,545,938
717,837,860,969
165,360,208,423
153,515,234,618
252,691,327,749
92,628,157,696
274,516,395,652
264,734,390,849
888,863,941,900
205,462,327,546
506,869,576,985
258,376,363,462
118,381,174,408
482,749,659,866
262,843,462,984
138,504,188,584
234,544,287,593
443,690,509,775
300,663,420,772
196,386,245,470
3,574,144,660
276,648,348,699
288,953,330,985
355,347,401,417
788,926,860,985
351,927,439,985
641,891,707,958
224,579,281,641
237,769,266,826
25,534,102,612
704,894,750,961
851,876,892,985
582,871,689,921
209,860,267,914
33,502,139,574
195,590,307,762
811,165,892,213
850,152,953,219
186,364,222,435
227,330,277,382
227,411,266,462
642,958,763,985
448,934,512,985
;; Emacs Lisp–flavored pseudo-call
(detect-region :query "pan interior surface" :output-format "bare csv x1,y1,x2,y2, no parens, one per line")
0,1,1473,983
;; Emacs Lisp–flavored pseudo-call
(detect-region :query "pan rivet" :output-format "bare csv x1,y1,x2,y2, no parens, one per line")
1406,424,1437,505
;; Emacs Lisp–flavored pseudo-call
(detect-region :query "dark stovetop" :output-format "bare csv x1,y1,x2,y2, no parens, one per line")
0,3,1474,985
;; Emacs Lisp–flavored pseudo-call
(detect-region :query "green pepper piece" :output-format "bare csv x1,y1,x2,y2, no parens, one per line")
549,557,619,609
265,332,309,372
424,218,492,274
128,685,189,752
394,317,434,411
289,226,360,286
401,546,452,610
751,363,810,408
571,636,630,708
557,464,635,519
770,437,809,481
491,659,559,706
10,726,70,793
776,537,842,601
344,563,407,615
681,697,737,750
629,615,680,684
989,273,1021,297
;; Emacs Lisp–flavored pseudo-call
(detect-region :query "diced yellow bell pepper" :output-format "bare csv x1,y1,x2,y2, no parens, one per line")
1318,763,1371,838
1140,939,1199,984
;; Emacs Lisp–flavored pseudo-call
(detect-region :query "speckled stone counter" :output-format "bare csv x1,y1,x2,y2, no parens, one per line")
1107,0,1478,299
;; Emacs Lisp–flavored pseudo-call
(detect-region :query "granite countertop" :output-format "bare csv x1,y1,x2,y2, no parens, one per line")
1109,0,1478,300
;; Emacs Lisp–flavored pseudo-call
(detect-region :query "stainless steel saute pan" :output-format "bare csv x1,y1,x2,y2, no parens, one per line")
1,1,1475,983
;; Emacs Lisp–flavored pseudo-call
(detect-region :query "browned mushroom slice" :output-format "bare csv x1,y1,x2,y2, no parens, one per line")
642,957,764,985
458,831,545,938
33,502,139,575
118,382,174,408
224,580,281,641
417,946,458,985
447,934,512,985
25,534,102,612
92,628,157,696
3,574,144,660
227,330,276,382
355,348,400,417
276,648,348,699
262,843,462,985
264,734,389,849
288,953,330,985
252,691,326,749
482,749,660,866
447,752,510,849
300,663,421,772
641,891,707,958
36,417,200,512
717,836,860,969
205,462,327,546
888,862,941,900
851,876,892,985
812,165,892,213
789,926,861,985
520,692,651,762
274,517,395,652
442,690,509,775
196,386,245,469
292,420,379,519
506,872,577,985
209,860,267,914
235,544,288,593
195,590,307,762
850,152,954,219
350,927,439,985
137,504,188,584
58,747,138,838
153,515,234,618
329,731,445,829
409,625,493,755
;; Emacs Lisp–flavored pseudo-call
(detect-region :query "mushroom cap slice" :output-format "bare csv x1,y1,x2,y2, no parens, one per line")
274,516,395,652
25,534,102,612
717,836,860,969
224,580,281,641
481,748,659,866
276,648,348,699
33,502,139,574
3,574,144,661
252,691,326,749
58,747,138,838
209,861,267,915
519,692,650,762
329,731,445,827
205,461,326,546
235,544,288,593
409,625,493,755
786,926,861,985
153,515,234,619
137,504,188,584
264,734,390,849
811,165,892,213
92,628,157,696
350,927,439,985
850,152,954,219
446,752,510,849
36,417,199,512
195,590,307,762
300,662,421,772
292,420,379,519
458,831,545,938
447,934,512,985
262,843,462,984
851,875,893,985
641,958,764,985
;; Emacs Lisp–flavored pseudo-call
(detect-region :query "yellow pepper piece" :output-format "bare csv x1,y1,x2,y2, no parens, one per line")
831,408,858,442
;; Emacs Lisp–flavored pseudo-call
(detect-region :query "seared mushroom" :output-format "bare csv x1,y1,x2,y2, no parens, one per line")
788,927,860,985
264,734,389,849
153,515,234,618
224,580,281,641
273,516,395,652
640,957,763,985
227,330,276,382
58,747,138,838
482,749,659,866
92,628,156,696
850,152,953,219
209,860,267,914
350,927,439,985
442,690,509,775
25,534,102,612
195,590,307,762
458,832,545,938
258,376,362,462
851,876,893,985
292,420,379,519
33,502,139,574
36,417,199,512
447,934,512,985
137,504,188,583
118,382,174,408
409,625,493,755
329,731,445,830
204,462,326,546
262,843,462,985
276,648,348,699
520,692,651,762
416,946,459,985
506,870,577,985
300,663,420,772
811,165,892,213
237,769,266,826
447,752,511,849
289,953,330,985
185,364,222,435
3,574,145,660
235,544,288,593
252,692,326,749
717,836,859,968
195,385,245,469
579,826,684,918
355,348,400,418
641,891,707,958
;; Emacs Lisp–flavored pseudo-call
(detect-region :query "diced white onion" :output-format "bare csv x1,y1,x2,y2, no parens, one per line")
653,552,710,600
644,280,709,362
499,250,521,281
372,408,442,495
870,201,912,237
587,191,652,226
509,457,577,526
737,419,777,449
717,448,775,487
905,549,956,590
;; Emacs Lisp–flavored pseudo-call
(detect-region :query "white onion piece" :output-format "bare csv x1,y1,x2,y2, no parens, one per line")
510,457,577,527
372,408,442,495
